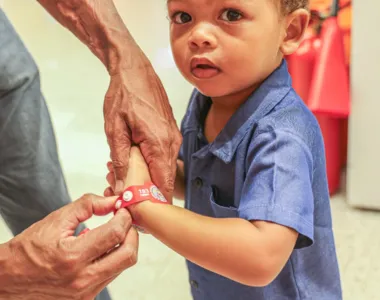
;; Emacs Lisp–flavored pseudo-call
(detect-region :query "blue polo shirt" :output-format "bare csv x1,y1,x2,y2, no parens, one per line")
179,60,342,300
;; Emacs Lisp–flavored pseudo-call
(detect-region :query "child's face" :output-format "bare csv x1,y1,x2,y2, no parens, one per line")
167,0,305,98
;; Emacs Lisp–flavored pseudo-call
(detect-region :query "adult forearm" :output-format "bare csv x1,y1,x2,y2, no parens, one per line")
37,0,146,74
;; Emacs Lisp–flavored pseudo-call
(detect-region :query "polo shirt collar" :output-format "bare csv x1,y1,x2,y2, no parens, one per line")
183,59,292,163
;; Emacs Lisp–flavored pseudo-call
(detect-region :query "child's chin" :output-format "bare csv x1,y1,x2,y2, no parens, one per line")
193,84,230,98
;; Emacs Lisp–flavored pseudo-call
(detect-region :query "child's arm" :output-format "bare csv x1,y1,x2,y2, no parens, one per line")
131,201,297,287
115,147,298,287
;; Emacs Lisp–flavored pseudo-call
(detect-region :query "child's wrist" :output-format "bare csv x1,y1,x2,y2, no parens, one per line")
114,182,169,230
128,200,152,220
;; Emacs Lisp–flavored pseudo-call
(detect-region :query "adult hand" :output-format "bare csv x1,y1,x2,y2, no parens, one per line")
103,57,182,202
37,0,182,202
0,194,138,300
104,146,154,198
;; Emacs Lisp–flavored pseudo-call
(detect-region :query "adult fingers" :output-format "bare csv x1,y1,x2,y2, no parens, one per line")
77,208,132,262
85,226,139,279
104,187,115,197
106,171,115,189
105,114,131,195
61,194,119,233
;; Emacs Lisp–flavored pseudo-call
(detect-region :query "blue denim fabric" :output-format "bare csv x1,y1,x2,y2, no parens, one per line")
179,60,342,300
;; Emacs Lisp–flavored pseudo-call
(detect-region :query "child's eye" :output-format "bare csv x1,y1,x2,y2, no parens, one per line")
172,12,192,24
220,9,242,22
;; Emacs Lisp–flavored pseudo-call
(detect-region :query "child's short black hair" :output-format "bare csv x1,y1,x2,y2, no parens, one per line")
281,0,309,14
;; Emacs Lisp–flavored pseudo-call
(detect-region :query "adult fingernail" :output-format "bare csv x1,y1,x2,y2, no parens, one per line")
115,180,124,194
115,200,122,210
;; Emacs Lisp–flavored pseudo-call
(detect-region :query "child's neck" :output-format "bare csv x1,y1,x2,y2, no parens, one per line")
203,59,284,143
204,84,258,143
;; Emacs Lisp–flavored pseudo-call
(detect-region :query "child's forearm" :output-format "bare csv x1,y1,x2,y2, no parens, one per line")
129,201,295,287
173,160,185,200
116,147,296,286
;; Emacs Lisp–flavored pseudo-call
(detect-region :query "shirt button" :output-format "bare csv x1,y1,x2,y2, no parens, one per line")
194,177,203,188
190,280,199,289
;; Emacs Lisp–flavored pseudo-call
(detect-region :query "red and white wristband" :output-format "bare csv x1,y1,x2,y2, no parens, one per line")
114,182,168,233
79,182,168,235
114,181,168,210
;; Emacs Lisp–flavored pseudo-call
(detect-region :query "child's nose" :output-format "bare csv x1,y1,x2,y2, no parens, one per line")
188,23,217,50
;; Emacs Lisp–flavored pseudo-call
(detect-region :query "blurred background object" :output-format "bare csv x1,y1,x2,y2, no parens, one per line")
286,0,351,195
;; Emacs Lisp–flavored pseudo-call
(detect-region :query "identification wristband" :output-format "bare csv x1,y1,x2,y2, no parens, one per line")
114,182,168,233
115,181,168,209
78,182,168,236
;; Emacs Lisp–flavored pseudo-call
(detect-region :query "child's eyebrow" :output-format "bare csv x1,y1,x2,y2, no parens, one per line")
167,0,184,4
167,0,205,4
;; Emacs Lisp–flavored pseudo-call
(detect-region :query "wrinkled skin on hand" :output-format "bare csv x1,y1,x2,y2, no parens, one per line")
104,64,182,201
37,0,182,201
104,146,153,198
0,194,138,300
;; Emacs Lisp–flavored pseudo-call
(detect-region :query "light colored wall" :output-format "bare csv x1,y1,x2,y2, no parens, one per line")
347,1,380,209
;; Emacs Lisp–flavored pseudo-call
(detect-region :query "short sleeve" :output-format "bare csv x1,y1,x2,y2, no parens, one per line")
239,129,314,249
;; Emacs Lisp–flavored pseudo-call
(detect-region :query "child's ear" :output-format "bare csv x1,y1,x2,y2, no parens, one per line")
280,9,310,56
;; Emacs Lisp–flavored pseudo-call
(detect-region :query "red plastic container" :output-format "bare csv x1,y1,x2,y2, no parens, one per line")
315,115,342,195
286,1,350,196
307,17,350,118
287,33,321,105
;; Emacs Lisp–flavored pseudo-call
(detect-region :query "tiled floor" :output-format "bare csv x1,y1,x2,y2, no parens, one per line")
0,1,379,299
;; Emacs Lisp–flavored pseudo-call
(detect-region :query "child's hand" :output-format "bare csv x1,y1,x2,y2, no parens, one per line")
104,146,152,197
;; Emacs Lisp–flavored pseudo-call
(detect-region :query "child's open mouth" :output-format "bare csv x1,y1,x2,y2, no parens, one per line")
190,58,221,79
